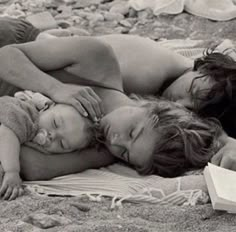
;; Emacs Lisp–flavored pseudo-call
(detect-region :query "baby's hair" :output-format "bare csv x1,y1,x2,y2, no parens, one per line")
131,96,224,177
190,47,236,137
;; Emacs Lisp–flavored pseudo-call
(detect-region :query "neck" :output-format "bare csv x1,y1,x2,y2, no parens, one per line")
93,87,136,113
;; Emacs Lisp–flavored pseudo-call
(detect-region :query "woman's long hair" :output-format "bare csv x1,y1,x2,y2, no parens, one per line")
190,48,236,137
133,97,224,177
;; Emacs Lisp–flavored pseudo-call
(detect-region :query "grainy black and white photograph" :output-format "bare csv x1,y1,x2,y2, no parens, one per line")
0,0,236,231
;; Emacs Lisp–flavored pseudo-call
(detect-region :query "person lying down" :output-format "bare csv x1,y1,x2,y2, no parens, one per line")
0,90,95,200
0,90,226,200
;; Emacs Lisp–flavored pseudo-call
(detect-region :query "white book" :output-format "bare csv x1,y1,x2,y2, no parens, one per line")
204,163,236,213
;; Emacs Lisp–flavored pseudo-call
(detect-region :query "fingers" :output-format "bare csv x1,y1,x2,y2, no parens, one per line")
0,185,23,200
3,186,12,200
79,88,103,121
0,182,7,196
211,150,223,166
211,150,236,171
8,187,18,201
78,97,97,121
86,88,104,116
19,188,24,197
8,187,23,201
71,100,88,117
82,94,102,119
220,155,233,170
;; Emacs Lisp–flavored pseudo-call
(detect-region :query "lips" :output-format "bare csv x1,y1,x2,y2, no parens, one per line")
33,128,51,147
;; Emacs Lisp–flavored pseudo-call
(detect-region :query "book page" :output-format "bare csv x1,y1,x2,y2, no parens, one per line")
208,163,236,203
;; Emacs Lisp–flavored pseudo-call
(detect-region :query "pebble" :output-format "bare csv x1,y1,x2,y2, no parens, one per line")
73,0,104,9
68,26,90,36
109,2,129,16
87,12,104,22
98,3,110,11
137,10,150,20
0,0,10,3
104,11,124,21
26,11,58,30
24,213,72,229
55,5,72,20
119,19,132,28
128,7,137,18
56,19,73,28
70,202,91,212
61,0,76,3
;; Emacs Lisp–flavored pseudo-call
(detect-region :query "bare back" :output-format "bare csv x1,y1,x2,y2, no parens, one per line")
96,34,193,95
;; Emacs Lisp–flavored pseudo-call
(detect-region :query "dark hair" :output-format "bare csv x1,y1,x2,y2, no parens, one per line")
190,48,236,137
135,97,224,177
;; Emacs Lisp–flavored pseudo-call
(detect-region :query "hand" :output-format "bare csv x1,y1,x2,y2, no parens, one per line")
51,83,103,121
0,171,24,200
211,137,236,171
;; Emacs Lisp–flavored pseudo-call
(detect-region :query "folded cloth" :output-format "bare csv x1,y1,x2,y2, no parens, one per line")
25,163,209,208
129,0,236,21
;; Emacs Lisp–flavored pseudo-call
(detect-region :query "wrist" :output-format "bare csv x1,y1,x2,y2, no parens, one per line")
47,81,64,99
5,170,20,174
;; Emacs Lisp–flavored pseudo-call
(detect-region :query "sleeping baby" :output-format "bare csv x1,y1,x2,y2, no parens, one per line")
0,90,94,200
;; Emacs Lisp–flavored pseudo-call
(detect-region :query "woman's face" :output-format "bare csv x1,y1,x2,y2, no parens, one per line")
162,69,215,109
37,104,92,153
100,106,158,169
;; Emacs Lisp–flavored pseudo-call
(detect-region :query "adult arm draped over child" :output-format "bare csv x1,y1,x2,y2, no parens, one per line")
0,37,122,180
0,36,124,120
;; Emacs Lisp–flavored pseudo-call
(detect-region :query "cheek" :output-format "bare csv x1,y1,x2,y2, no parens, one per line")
75,134,89,149
70,124,90,149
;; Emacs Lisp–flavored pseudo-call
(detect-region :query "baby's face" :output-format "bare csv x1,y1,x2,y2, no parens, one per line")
37,104,92,153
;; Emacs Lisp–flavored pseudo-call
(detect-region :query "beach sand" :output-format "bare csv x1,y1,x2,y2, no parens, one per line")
0,191,235,232
0,0,236,231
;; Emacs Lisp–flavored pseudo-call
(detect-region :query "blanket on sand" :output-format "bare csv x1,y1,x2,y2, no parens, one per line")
24,39,235,208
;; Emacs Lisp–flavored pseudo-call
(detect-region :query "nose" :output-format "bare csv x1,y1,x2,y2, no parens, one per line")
48,130,57,142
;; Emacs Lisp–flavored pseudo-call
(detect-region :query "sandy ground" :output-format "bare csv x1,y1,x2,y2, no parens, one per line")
1,190,236,232
0,0,236,231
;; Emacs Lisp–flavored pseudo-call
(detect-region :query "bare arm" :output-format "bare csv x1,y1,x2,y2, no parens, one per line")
0,36,122,96
0,124,23,200
0,124,20,173
20,146,116,181
0,37,124,118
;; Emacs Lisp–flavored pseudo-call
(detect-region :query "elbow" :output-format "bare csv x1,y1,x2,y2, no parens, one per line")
78,37,121,73
0,44,19,56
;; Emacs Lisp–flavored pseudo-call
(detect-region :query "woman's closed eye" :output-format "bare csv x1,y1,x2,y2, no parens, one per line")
129,128,135,139
53,118,58,129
